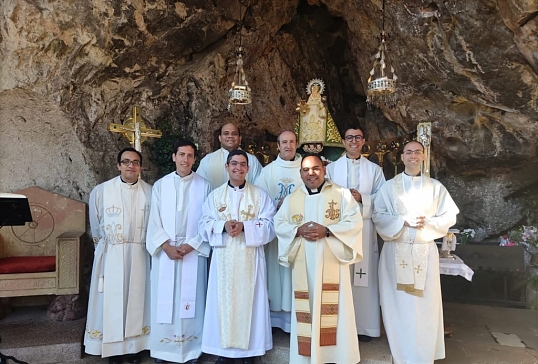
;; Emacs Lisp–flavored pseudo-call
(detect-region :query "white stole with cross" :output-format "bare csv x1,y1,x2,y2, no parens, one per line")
332,156,373,287
157,172,205,324
212,182,260,349
101,176,150,343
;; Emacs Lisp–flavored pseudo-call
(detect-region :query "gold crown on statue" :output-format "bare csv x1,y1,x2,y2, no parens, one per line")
106,205,122,217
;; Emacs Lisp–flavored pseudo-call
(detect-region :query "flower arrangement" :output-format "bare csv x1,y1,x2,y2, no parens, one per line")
499,225,538,252
458,228,475,244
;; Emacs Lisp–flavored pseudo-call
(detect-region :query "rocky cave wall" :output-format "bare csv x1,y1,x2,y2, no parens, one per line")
0,0,537,240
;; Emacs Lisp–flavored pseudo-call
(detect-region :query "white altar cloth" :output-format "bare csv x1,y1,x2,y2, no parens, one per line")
439,254,474,281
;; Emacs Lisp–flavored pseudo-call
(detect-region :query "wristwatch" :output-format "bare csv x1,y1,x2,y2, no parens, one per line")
326,227,331,237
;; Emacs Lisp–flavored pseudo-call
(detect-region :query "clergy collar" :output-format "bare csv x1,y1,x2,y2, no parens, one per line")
228,180,246,190
175,171,193,178
306,181,325,195
346,154,361,160
403,171,422,177
120,177,138,185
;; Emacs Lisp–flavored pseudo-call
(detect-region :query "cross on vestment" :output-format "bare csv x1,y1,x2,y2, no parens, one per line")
241,205,255,220
256,221,263,227
138,204,150,237
400,260,408,269
108,106,162,152
356,268,367,278
415,265,422,273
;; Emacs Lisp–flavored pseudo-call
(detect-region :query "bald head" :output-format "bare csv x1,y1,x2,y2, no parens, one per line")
277,130,298,161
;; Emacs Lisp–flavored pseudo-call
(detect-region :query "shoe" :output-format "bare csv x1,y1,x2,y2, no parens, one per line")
215,357,233,364
125,353,140,364
241,357,255,364
108,356,123,364
358,334,373,342
154,359,167,363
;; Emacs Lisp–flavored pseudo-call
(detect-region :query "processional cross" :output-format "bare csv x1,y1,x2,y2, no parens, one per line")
108,106,162,151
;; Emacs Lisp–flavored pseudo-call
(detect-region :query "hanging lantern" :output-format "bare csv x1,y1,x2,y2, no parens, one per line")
366,0,398,108
228,2,251,109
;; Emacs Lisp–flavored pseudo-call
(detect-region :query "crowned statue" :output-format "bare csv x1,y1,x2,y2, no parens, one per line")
295,79,343,156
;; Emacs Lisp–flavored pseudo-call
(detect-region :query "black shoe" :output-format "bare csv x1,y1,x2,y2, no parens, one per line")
153,359,166,364
108,356,123,364
241,357,255,364
358,334,373,342
125,353,140,364
215,357,233,364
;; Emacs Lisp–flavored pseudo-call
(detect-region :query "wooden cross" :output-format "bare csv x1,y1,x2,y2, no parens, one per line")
355,268,367,278
108,106,162,151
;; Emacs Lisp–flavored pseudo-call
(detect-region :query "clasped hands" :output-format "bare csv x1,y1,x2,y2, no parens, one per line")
162,241,194,260
404,216,426,229
297,221,326,241
225,220,244,238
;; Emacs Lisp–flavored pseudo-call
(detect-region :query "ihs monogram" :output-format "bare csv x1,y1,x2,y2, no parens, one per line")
324,200,340,220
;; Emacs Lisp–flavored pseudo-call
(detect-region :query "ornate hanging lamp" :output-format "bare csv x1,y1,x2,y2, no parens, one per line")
228,1,252,110
366,0,398,107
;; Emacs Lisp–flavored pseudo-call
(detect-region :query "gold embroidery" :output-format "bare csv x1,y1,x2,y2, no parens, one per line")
292,214,304,225
160,334,198,345
324,200,340,220
240,204,255,220
218,205,227,212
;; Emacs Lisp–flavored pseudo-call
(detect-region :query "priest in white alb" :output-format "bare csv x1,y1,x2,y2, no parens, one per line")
254,130,303,333
274,154,363,364
199,149,276,364
146,140,212,364
196,122,262,189
326,126,386,342
84,148,152,364
372,140,459,364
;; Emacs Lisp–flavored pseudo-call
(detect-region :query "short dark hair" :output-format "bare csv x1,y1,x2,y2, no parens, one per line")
117,147,143,166
173,139,197,155
344,125,367,140
226,149,249,165
301,153,324,168
402,140,425,151
219,122,241,136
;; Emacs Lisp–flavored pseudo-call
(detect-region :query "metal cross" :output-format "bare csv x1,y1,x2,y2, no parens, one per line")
109,106,162,151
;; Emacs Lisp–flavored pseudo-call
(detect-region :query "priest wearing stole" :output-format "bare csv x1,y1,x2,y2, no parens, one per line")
196,122,262,189
84,148,152,364
146,140,212,364
199,149,276,364
254,130,303,333
326,126,386,342
274,154,363,364
372,141,459,364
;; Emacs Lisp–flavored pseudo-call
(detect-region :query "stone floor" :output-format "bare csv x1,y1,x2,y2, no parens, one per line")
1,302,537,363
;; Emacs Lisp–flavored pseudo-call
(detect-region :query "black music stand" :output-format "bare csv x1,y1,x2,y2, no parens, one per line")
0,193,31,364
0,193,32,230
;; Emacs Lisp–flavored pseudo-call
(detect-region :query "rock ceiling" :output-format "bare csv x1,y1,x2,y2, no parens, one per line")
0,0,537,239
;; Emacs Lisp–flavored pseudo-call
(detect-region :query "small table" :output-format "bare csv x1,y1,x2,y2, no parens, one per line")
439,254,474,337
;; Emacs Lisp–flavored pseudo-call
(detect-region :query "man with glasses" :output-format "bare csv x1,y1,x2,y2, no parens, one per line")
254,130,303,333
372,140,459,363
197,122,263,189
326,126,386,343
146,140,212,364
85,147,152,364
199,150,276,364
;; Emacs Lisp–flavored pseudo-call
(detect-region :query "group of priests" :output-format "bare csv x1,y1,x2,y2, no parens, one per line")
83,122,459,364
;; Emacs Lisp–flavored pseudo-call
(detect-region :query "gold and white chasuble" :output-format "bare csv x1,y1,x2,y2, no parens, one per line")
372,173,459,364
84,176,152,357
275,181,363,364
200,182,276,358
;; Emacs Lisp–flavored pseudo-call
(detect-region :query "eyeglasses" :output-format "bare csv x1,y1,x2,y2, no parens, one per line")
403,150,424,155
228,161,248,167
345,135,364,142
120,159,141,167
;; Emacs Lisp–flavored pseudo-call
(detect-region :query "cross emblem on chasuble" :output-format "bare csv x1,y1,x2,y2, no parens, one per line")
241,204,255,220
356,268,367,278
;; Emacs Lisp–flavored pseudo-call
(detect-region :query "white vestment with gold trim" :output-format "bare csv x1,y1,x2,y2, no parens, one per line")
254,154,303,333
84,176,152,358
274,181,362,364
200,182,275,358
372,173,459,364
